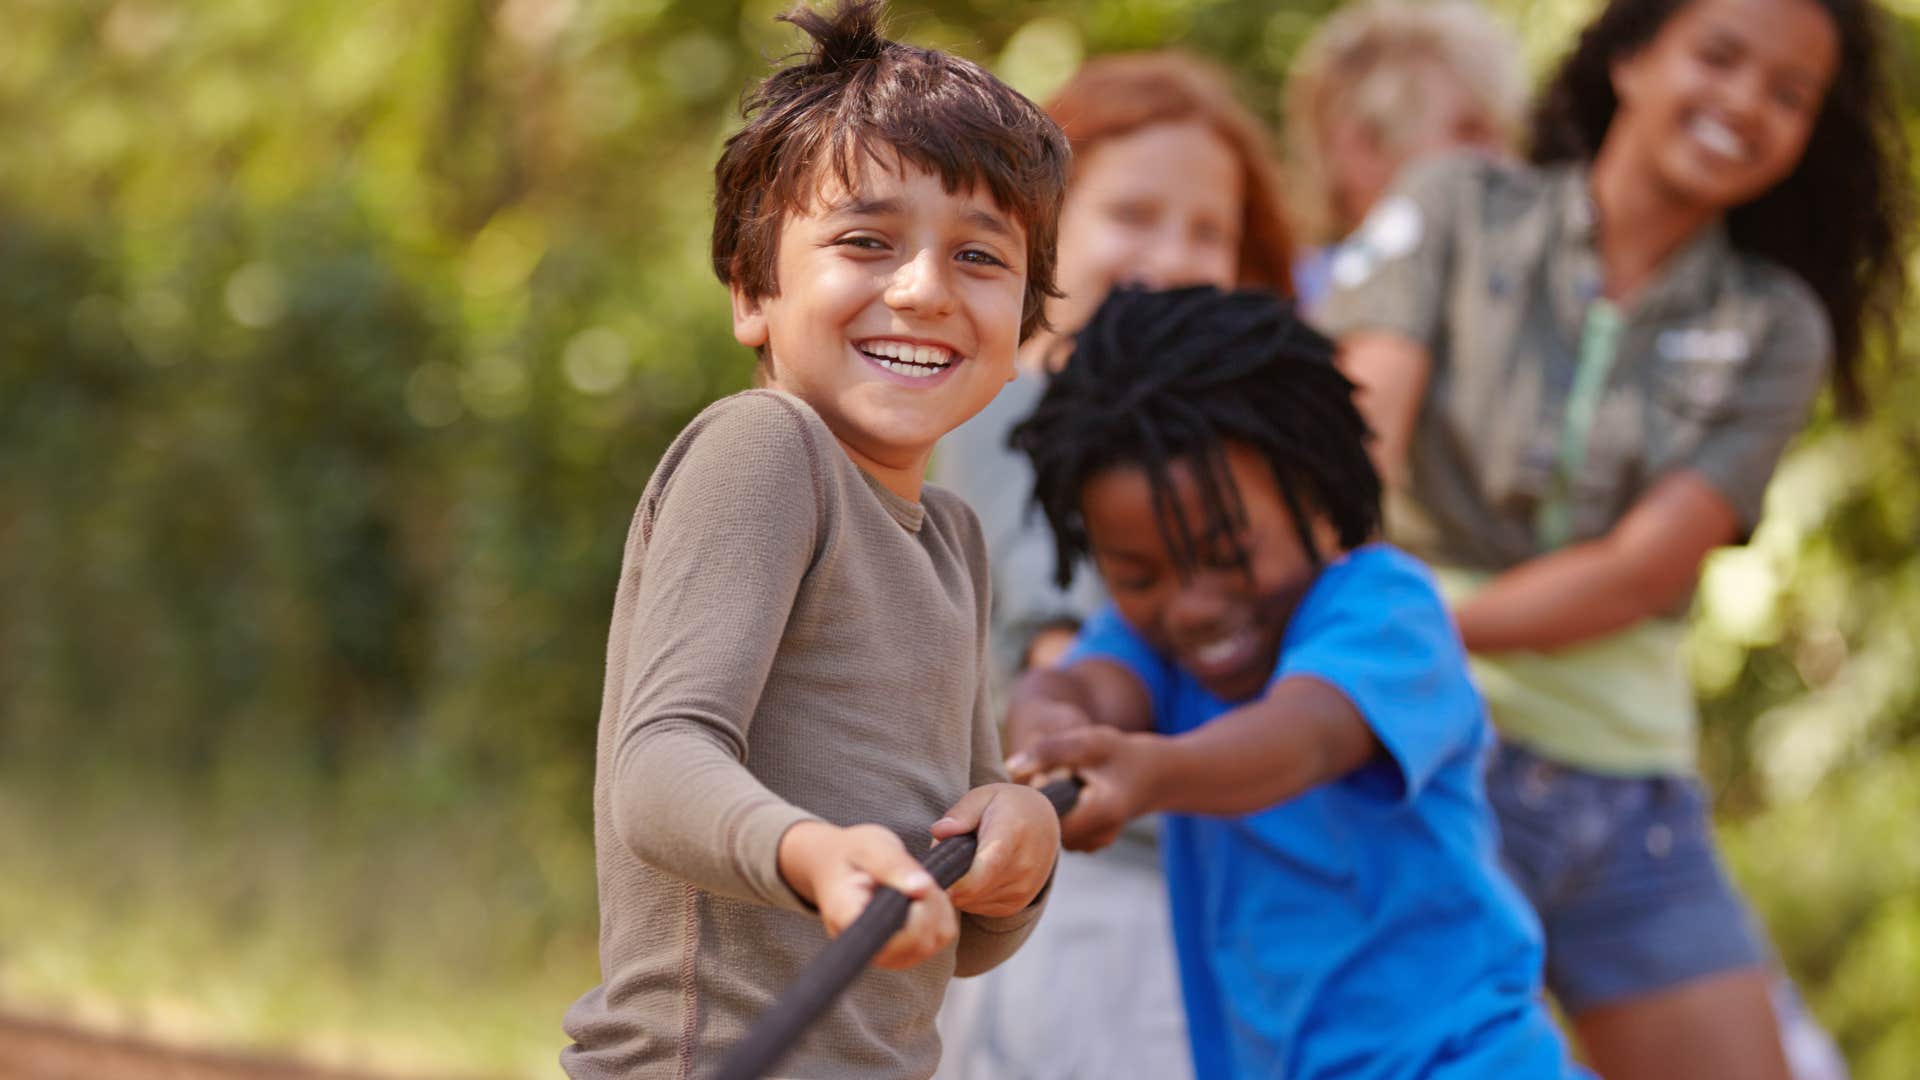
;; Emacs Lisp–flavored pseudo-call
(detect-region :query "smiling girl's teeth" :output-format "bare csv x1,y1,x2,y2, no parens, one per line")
861,340,955,378
1691,116,1749,161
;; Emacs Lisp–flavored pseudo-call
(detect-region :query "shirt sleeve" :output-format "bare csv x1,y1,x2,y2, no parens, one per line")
1312,152,1479,349
607,394,828,913
1062,602,1175,723
1276,548,1486,803
1677,271,1831,534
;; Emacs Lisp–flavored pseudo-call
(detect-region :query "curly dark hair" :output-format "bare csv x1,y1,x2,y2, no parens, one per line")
1530,0,1913,415
1010,286,1381,590
711,0,1071,343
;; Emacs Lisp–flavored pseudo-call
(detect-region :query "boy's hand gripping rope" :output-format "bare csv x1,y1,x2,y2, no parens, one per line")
710,777,1083,1080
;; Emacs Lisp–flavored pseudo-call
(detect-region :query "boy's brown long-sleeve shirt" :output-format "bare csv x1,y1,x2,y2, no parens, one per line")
561,390,1045,1080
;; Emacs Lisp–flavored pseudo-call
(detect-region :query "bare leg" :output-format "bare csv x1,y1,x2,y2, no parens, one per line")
1573,966,1792,1080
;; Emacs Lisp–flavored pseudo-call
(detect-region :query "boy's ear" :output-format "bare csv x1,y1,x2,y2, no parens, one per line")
730,286,770,350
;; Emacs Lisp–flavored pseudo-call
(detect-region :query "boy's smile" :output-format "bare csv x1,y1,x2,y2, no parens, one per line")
1082,442,1334,703
731,151,1027,499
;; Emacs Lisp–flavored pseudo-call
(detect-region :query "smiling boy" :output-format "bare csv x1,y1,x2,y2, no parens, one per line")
1005,286,1581,1078
559,4,1071,1077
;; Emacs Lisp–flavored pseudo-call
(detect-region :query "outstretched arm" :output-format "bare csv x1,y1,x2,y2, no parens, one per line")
1338,330,1431,491
1452,283,1824,654
612,397,969,969
1012,674,1378,850
606,398,828,912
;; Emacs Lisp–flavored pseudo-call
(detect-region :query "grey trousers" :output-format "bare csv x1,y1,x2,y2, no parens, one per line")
934,833,1193,1080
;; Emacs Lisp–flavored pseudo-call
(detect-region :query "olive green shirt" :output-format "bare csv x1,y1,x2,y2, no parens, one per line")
1318,154,1831,773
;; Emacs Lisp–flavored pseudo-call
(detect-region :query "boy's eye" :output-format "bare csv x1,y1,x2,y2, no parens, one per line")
1098,558,1158,593
1199,540,1252,574
957,248,1008,268
1204,553,1247,573
834,235,888,252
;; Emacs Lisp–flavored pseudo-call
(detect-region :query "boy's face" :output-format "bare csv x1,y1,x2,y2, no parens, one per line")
731,151,1026,485
1080,441,1333,703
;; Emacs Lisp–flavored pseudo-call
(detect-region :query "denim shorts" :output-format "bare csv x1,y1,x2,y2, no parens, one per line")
1486,740,1769,1013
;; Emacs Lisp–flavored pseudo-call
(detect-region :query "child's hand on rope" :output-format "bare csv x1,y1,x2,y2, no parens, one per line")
1012,726,1160,852
1003,699,1092,787
932,783,1060,919
776,821,958,970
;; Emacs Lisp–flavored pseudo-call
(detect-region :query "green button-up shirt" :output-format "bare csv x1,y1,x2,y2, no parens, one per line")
1318,154,1831,774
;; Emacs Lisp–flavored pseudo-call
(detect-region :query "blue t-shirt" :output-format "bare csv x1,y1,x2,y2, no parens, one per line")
1067,545,1579,1079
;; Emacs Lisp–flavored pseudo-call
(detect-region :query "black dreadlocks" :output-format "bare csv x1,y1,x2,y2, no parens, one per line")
1010,284,1381,590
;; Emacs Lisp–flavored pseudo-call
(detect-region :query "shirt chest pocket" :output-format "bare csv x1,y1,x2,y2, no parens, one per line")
1653,328,1750,423
1647,329,1757,476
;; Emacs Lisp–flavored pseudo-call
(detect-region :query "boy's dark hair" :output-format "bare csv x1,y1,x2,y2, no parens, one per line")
1011,286,1382,590
1530,0,1913,417
712,1,1071,343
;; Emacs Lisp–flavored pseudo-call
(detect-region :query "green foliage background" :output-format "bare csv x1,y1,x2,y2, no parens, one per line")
0,0,1915,1076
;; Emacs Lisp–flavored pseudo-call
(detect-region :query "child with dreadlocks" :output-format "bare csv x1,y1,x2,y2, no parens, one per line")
1004,285,1584,1078
560,3,1069,1077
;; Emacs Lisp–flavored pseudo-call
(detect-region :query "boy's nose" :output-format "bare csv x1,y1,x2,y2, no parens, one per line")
1165,574,1233,639
884,250,956,316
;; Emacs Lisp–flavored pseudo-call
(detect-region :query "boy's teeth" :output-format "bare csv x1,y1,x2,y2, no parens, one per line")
864,340,952,361
1193,631,1250,666
861,341,956,378
878,357,942,378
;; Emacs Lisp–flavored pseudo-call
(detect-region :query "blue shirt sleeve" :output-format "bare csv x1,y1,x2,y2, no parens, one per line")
1063,602,1176,723
1276,546,1486,803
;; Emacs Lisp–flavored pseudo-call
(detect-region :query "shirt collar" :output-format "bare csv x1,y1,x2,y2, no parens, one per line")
860,467,926,532
1553,161,1732,318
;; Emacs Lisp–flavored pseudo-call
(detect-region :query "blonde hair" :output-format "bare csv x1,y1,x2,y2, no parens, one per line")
1284,1,1524,244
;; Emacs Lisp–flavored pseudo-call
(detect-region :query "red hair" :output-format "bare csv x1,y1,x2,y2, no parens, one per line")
1044,52,1295,296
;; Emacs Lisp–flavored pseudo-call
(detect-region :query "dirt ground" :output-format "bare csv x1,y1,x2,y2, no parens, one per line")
0,1013,447,1080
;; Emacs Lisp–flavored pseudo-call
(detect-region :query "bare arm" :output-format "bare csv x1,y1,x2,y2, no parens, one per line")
1456,470,1739,653
1007,657,1155,740
1341,330,1740,654
1014,674,1379,848
1141,675,1379,817
1338,330,1432,489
